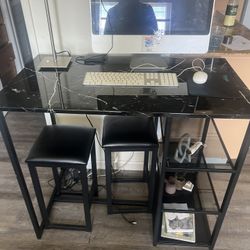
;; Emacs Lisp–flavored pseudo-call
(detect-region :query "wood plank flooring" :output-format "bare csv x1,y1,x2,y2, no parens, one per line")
0,112,249,250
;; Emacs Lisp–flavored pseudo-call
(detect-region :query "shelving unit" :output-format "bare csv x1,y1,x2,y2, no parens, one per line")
153,117,250,250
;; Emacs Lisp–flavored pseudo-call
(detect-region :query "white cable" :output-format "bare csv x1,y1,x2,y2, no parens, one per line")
192,58,205,71
119,152,135,169
177,66,203,78
239,90,250,104
48,75,59,109
167,59,185,71
130,63,165,72
98,152,135,178
177,58,206,78
130,59,186,73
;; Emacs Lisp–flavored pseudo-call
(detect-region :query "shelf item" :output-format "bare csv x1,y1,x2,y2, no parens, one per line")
166,141,235,173
161,206,196,243
159,213,211,247
162,172,220,214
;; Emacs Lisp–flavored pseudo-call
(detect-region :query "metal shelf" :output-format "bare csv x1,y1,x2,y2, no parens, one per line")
161,172,220,214
158,213,211,248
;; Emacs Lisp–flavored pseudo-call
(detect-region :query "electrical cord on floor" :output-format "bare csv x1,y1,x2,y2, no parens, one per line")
97,184,106,192
62,168,81,190
48,177,55,188
96,183,138,225
120,213,137,225
48,174,137,225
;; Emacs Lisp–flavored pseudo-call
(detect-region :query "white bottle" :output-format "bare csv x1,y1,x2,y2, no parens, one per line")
224,0,239,27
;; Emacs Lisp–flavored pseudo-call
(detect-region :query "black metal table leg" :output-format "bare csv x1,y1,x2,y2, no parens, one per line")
105,148,113,214
0,112,42,238
153,116,172,245
91,141,98,197
210,121,250,250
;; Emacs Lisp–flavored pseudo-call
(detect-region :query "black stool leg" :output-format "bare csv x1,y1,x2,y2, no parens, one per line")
105,149,113,214
148,148,158,211
52,167,61,195
28,164,50,227
80,166,92,232
143,150,149,181
91,141,98,197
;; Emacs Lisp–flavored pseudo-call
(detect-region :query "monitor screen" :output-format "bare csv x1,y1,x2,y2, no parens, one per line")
90,0,215,54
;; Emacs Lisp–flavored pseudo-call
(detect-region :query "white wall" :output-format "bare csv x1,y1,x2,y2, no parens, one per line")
242,0,250,29
20,0,92,57
0,1,23,72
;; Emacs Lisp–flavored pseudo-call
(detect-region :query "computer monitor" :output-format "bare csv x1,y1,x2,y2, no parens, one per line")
90,0,215,54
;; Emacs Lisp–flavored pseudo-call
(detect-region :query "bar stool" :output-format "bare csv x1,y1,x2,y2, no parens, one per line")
26,125,98,237
102,116,158,214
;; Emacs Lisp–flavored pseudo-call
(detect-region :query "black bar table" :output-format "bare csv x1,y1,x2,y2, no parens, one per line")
0,56,249,248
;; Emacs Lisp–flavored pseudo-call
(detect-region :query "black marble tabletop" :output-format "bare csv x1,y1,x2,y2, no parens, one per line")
0,56,249,118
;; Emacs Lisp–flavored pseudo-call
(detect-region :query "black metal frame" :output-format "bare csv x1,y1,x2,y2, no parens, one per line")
0,111,42,238
153,116,250,250
104,146,158,214
0,110,250,249
27,140,98,237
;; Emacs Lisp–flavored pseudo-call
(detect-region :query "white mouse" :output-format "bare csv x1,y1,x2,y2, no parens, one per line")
192,71,208,84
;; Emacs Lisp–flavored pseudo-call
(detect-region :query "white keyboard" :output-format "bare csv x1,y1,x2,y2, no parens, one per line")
83,72,179,87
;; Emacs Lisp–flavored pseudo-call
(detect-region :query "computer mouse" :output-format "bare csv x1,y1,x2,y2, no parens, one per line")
192,71,208,84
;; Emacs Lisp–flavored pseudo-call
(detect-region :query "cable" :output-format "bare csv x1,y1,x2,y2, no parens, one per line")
100,0,114,55
192,58,205,71
48,76,59,109
62,168,81,190
85,114,103,149
177,66,202,78
75,55,106,65
130,59,186,73
177,58,206,78
130,63,166,72
120,213,137,225
48,177,55,188
95,184,137,225
56,50,71,57
76,0,114,66
167,59,186,71
119,152,134,169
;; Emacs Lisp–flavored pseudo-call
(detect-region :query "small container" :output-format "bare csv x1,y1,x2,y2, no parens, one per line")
209,26,226,50
224,0,239,27
165,176,176,195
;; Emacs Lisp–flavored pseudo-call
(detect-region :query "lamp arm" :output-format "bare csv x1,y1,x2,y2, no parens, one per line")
44,0,57,62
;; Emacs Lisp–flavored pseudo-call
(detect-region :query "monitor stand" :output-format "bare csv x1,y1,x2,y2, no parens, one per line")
130,54,169,72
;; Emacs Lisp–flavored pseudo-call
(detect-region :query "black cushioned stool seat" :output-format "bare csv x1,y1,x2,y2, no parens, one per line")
26,125,98,238
102,116,158,214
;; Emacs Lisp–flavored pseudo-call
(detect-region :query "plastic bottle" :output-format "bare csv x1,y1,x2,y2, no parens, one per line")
223,0,239,27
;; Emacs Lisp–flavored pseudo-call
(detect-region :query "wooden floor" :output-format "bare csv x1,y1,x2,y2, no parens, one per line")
0,112,249,250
